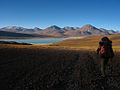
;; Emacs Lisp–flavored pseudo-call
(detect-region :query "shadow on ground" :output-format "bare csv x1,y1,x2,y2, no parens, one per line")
0,45,120,90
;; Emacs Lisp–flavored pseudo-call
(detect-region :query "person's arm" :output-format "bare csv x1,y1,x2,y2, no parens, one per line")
97,42,101,54
97,46,101,54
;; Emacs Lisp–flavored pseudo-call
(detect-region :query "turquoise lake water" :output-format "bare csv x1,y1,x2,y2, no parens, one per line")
0,39,65,44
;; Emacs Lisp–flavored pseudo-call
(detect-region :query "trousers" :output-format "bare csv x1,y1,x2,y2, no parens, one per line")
101,58,109,77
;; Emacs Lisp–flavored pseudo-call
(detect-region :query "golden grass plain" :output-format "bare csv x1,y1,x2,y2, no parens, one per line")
49,34,120,51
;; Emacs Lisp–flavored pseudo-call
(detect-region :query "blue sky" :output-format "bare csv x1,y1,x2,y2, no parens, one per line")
0,0,120,30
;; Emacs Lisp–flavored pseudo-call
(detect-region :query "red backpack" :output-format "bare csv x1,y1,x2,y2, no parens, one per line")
100,41,114,58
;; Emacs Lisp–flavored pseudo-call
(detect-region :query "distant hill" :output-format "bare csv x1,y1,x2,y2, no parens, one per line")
37,25,65,37
1,26,26,32
64,24,105,36
0,31,36,37
0,26,42,33
0,41,32,45
0,31,55,39
0,24,118,38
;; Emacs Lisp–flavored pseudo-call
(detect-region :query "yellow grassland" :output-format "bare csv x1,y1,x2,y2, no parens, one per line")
50,34,120,51
0,34,120,51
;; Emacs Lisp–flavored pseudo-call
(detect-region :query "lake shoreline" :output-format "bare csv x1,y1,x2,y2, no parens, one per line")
0,38,65,45
0,36,85,39
0,36,85,45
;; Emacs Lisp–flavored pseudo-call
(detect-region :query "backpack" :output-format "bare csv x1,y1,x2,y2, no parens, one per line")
100,41,114,58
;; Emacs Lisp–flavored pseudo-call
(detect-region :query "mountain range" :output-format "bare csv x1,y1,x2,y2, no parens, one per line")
0,24,119,38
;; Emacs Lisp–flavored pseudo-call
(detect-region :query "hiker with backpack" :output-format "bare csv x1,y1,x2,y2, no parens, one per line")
97,37,114,77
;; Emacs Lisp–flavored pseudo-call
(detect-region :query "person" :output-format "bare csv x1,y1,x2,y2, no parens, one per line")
97,37,114,77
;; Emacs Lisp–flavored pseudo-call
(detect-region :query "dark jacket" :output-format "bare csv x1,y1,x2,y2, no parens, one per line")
97,38,114,58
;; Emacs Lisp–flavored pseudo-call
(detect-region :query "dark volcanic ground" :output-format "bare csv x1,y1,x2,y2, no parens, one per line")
0,45,120,90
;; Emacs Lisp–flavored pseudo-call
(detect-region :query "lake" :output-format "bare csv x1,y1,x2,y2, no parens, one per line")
0,39,65,44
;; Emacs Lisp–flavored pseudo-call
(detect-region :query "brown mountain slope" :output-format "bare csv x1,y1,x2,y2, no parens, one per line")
76,24,106,35
1,26,42,33
0,31,35,37
64,24,106,37
0,31,51,39
0,24,118,37
38,25,65,37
